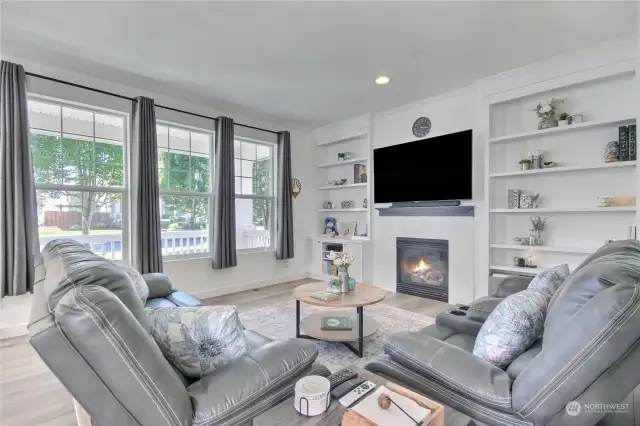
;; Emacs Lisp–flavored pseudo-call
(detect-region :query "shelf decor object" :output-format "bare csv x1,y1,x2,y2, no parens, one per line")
534,98,563,129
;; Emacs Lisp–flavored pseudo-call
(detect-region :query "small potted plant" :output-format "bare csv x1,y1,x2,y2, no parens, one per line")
557,112,571,126
533,98,563,129
529,216,547,246
519,158,532,171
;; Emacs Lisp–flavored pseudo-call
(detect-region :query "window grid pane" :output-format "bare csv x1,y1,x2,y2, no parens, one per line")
29,99,127,260
158,123,213,256
233,139,276,250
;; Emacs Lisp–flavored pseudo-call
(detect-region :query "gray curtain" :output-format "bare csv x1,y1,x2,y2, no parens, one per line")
131,97,163,273
0,61,41,297
212,117,237,269
276,131,294,260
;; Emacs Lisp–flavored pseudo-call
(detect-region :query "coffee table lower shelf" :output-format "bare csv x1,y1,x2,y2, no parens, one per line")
295,302,380,358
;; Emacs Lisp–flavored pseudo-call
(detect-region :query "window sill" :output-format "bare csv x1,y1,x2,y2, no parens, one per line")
162,248,275,263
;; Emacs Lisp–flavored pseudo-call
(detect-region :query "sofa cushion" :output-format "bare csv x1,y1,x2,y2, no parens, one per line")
493,275,533,298
44,239,150,331
188,338,320,425
147,306,248,379
142,273,174,299
505,340,542,380
384,331,513,412
526,263,569,299
121,264,149,305
473,289,547,369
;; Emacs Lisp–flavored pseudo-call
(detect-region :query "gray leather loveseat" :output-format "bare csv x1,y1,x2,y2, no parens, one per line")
367,240,640,426
29,239,330,425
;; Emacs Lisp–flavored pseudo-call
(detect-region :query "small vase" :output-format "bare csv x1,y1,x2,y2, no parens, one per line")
531,156,542,170
521,163,531,171
338,267,351,293
529,229,543,246
538,116,558,130
558,120,569,126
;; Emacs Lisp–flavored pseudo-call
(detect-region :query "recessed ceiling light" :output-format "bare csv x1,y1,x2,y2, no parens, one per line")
375,76,391,85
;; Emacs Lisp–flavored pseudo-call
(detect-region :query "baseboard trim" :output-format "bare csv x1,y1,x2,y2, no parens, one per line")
190,273,311,300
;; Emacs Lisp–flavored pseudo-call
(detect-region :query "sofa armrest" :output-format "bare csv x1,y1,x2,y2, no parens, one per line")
165,291,201,307
493,275,532,298
466,296,503,322
384,332,513,412
141,273,174,299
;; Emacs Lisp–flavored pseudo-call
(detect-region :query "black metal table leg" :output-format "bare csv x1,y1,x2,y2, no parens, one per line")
296,299,301,338
357,306,364,356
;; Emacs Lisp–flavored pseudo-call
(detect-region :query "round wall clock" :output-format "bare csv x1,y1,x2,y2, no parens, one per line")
412,117,431,138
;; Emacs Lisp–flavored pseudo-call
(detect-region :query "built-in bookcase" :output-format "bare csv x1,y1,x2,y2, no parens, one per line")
487,70,637,275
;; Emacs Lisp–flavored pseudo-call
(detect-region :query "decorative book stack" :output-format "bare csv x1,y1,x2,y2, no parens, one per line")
618,125,636,161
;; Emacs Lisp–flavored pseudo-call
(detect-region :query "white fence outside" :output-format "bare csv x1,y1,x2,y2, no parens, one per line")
39,228,271,259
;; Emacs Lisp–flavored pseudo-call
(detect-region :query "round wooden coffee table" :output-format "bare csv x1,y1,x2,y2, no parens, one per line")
293,282,386,357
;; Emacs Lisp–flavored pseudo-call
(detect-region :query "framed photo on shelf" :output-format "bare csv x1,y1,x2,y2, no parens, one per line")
338,221,357,238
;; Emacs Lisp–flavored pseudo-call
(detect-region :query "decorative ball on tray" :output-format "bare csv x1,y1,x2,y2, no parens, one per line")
604,141,619,163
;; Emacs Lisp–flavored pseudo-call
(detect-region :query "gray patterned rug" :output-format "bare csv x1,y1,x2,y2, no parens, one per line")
240,300,435,372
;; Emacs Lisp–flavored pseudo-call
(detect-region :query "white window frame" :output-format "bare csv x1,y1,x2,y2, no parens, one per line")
234,136,277,254
28,94,130,262
157,120,214,260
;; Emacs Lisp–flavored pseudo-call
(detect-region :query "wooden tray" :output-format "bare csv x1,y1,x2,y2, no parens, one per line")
342,382,444,426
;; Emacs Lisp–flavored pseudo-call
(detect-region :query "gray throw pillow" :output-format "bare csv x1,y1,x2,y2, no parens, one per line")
527,263,570,299
147,306,248,379
473,289,548,369
121,264,149,306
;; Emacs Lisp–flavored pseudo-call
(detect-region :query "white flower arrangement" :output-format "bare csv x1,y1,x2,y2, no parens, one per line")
325,251,356,269
533,98,563,118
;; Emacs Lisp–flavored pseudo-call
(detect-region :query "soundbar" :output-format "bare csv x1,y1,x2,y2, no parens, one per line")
391,200,462,208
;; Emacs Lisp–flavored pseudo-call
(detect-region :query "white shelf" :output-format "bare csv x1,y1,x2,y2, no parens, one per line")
318,157,369,168
489,117,636,144
490,161,636,178
318,183,367,190
317,131,368,146
490,244,599,254
490,207,636,213
491,265,542,275
308,236,370,244
318,208,367,212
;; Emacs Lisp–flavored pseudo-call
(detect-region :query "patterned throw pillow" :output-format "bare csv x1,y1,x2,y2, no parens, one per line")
121,264,149,306
147,306,248,379
473,289,548,369
527,263,570,299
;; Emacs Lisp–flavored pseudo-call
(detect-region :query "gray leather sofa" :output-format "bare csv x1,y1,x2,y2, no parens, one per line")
141,272,203,308
29,239,330,426
367,240,640,426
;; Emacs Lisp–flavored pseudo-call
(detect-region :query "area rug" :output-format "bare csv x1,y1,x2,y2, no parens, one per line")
239,300,435,372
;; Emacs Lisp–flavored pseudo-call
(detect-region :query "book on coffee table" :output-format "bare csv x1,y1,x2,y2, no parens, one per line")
310,291,339,302
321,316,352,330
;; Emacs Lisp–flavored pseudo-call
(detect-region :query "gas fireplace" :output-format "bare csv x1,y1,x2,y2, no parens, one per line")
396,237,449,302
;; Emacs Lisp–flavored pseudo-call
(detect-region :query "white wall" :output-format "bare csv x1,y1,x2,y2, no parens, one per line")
2,53,316,300
370,88,488,301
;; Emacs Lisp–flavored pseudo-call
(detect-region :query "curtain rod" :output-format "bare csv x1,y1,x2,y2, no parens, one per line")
24,72,282,135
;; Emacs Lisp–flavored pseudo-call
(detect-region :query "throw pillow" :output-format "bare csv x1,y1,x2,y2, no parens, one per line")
121,264,149,306
527,263,570,299
473,289,548,369
147,306,248,378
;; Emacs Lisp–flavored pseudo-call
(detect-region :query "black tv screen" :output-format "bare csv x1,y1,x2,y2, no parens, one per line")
373,129,472,203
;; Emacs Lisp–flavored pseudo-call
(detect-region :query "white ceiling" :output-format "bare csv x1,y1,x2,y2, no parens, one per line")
2,1,637,127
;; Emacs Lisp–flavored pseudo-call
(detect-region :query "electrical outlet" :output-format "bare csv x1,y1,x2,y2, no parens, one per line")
282,259,289,268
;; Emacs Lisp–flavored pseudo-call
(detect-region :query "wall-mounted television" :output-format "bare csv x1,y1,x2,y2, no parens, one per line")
373,129,472,203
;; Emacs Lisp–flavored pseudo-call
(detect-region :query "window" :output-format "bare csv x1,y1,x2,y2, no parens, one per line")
28,99,127,260
157,123,213,256
234,138,276,251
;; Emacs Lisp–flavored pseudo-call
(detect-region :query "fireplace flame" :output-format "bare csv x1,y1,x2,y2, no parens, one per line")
413,258,430,273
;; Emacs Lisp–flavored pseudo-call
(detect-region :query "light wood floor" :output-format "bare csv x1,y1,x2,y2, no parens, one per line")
0,279,449,426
